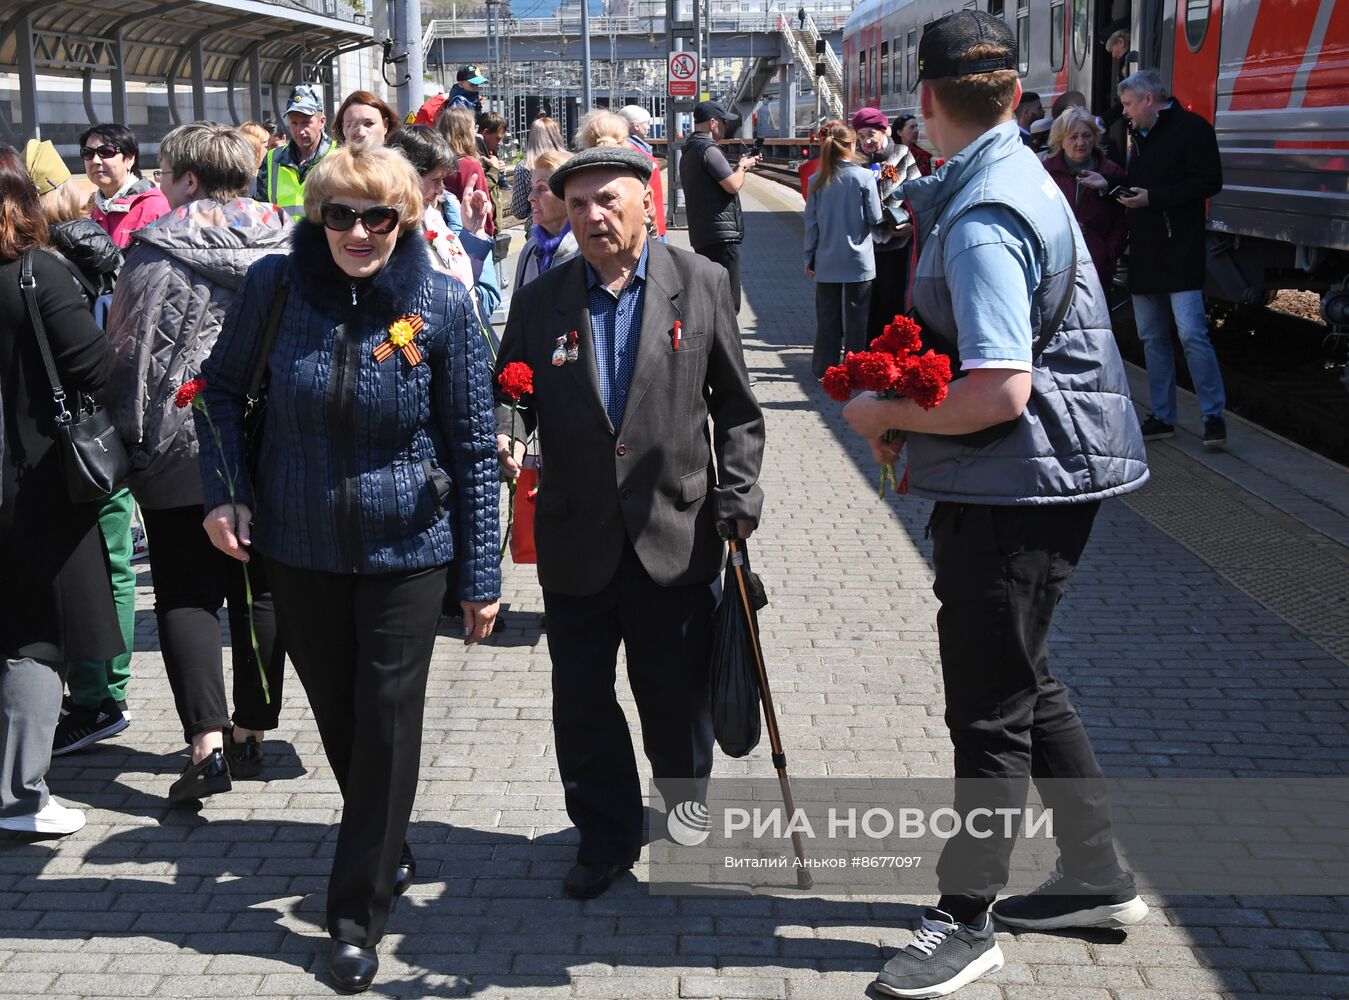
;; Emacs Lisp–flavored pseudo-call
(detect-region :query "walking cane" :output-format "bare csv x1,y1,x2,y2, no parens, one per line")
724,531,813,889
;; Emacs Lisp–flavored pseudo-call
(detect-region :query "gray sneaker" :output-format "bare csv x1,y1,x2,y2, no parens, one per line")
875,908,1004,998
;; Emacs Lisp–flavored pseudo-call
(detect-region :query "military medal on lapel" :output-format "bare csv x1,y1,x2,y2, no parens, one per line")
552,329,579,366
375,314,424,366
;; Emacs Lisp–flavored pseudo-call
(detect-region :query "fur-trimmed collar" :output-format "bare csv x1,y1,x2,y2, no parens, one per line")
289,218,434,324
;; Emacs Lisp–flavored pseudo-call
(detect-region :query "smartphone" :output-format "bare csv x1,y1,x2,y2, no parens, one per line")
1107,183,1137,200
752,136,765,157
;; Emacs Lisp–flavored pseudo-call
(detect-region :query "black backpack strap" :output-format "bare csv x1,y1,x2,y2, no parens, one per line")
1031,202,1080,359
246,268,291,405
19,250,73,424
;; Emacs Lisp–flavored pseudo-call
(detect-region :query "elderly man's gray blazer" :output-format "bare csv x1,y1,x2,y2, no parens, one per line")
495,238,765,597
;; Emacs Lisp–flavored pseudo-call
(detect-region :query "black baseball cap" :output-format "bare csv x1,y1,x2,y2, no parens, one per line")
693,100,738,124
917,10,1017,82
457,66,488,84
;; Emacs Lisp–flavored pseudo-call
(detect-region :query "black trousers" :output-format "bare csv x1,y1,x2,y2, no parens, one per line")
268,560,447,948
812,281,873,378
542,542,716,865
141,505,284,742
695,241,742,314
867,248,911,344
928,501,1119,923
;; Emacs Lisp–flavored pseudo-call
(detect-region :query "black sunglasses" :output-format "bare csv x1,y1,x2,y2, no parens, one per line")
320,203,400,235
80,143,121,161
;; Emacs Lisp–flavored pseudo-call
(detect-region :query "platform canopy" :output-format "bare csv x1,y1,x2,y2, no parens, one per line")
0,0,375,141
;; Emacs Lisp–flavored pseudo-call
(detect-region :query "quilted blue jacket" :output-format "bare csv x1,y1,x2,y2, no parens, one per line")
197,220,501,601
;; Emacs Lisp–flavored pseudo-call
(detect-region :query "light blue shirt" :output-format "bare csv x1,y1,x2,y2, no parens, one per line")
941,203,1041,371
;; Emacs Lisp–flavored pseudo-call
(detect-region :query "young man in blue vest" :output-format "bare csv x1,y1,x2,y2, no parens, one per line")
842,11,1150,997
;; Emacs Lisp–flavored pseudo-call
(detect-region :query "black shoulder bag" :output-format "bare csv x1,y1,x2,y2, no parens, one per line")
20,250,130,504
243,271,291,478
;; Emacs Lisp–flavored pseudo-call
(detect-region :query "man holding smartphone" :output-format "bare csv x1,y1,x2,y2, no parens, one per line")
679,101,761,313
1115,68,1226,449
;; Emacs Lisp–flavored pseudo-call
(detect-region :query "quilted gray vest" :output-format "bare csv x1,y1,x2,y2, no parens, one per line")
903,121,1149,505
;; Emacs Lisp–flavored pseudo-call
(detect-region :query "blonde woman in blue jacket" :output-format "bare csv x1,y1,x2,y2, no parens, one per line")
804,121,884,379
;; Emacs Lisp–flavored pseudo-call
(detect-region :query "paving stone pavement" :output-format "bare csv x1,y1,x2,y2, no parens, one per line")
2,175,1346,999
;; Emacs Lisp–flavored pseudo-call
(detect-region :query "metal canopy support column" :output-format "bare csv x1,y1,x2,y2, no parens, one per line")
249,46,264,122
111,28,128,125
191,38,207,121
16,11,37,140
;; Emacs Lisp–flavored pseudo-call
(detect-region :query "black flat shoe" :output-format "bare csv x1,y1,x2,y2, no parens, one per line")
328,941,378,993
393,843,416,897
563,860,633,900
168,749,231,805
223,725,264,780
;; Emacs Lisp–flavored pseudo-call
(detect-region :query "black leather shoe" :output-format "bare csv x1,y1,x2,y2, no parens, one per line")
168,749,231,805
393,843,415,897
328,941,378,993
223,724,264,780
563,860,633,899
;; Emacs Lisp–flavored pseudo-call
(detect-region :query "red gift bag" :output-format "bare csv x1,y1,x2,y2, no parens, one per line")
509,464,539,564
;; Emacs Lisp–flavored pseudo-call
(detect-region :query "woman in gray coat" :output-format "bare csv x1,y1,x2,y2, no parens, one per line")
106,122,289,805
804,122,883,379
853,106,921,342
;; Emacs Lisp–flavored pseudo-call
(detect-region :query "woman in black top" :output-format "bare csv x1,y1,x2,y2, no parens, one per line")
0,143,120,837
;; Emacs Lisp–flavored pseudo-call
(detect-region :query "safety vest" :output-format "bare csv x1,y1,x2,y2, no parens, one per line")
264,142,333,213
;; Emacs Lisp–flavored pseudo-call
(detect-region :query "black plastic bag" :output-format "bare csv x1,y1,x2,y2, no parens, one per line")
710,541,769,758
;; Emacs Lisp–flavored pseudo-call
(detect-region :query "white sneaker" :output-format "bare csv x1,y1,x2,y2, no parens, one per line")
0,798,87,835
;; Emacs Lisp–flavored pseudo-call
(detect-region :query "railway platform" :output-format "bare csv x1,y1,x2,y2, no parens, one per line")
2,175,1347,1000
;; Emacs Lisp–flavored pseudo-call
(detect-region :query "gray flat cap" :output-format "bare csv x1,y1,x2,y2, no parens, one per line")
548,145,653,198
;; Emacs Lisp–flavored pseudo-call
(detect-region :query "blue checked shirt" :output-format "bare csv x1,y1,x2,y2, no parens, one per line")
585,241,649,428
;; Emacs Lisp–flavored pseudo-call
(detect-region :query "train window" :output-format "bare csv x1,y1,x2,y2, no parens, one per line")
1016,0,1030,75
859,50,867,101
906,28,918,91
1072,0,1088,68
881,41,890,96
1050,0,1064,71
987,0,1004,14
1185,0,1211,51
893,36,902,93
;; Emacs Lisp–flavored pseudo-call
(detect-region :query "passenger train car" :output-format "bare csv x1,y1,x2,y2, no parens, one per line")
841,0,1349,318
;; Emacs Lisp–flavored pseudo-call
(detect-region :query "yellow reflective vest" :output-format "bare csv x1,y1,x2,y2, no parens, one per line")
261,139,334,214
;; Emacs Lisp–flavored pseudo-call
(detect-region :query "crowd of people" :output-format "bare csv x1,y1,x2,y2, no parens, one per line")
0,23,1228,997
806,57,1227,449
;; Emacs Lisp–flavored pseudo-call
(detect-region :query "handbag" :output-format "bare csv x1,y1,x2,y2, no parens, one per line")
243,272,291,477
508,461,539,564
20,250,130,504
709,542,769,758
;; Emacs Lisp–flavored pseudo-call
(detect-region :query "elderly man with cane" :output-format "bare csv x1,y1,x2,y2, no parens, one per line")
494,145,765,900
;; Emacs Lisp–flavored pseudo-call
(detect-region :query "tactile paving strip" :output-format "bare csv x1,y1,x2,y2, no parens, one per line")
1121,443,1349,664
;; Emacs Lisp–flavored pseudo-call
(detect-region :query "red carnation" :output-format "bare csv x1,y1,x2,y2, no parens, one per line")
899,350,953,410
425,229,439,243
497,361,535,402
870,315,923,357
844,351,902,393
175,377,205,409
821,365,852,402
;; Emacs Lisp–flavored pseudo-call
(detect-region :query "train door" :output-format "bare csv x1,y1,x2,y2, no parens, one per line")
1172,0,1222,122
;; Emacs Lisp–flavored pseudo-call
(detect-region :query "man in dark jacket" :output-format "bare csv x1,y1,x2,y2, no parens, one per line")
494,146,765,902
679,101,761,312
449,66,486,114
1117,69,1227,448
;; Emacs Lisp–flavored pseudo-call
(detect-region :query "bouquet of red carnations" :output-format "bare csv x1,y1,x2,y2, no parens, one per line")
821,315,953,497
